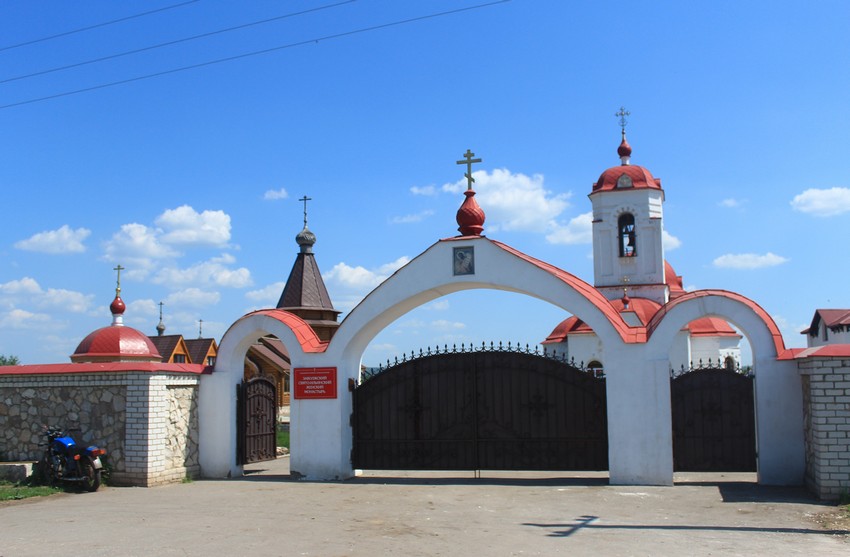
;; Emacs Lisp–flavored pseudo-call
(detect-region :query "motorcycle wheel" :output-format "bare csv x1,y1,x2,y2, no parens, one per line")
80,458,101,492
37,454,58,487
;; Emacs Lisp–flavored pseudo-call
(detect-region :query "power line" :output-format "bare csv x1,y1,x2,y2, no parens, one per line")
0,0,202,54
0,0,511,111
0,0,357,85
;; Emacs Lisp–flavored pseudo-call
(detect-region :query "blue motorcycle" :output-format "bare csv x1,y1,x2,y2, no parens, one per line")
39,427,106,492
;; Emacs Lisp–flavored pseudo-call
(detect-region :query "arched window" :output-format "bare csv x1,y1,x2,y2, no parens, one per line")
587,360,604,377
724,356,736,371
618,213,636,257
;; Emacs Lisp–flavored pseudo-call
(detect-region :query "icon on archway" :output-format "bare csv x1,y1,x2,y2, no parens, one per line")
453,246,475,275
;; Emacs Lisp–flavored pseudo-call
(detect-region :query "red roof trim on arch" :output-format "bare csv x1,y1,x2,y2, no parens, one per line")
645,289,787,357
489,240,644,343
241,309,328,353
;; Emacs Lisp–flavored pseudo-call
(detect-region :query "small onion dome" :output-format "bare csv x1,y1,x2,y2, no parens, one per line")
621,290,631,309
71,326,162,363
617,133,632,162
110,295,126,316
456,190,485,236
296,226,316,254
611,296,662,326
591,135,662,195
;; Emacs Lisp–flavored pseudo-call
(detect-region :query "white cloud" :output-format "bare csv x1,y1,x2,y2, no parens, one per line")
0,278,93,314
719,198,745,208
103,223,179,276
426,300,450,311
713,252,789,269
324,256,410,291
245,282,286,304
155,205,231,246
128,299,159,317
410,185,437,196
442,169,572,234
546,212,593,245
390,210,434,224
431,319,466,331
166,288,221,308
324,256,410,311
0,308,51,329
0,277,41,295
791,187,850,217
663,229,682,251
152,254,252,289
263,188,289,200
14,225,90,254
38,289,94,313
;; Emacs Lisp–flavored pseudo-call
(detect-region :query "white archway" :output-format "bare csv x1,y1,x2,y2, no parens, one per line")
201,236,640,481
645,290,804,485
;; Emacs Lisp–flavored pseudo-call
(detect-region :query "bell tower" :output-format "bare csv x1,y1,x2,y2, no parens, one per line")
589,109,667,304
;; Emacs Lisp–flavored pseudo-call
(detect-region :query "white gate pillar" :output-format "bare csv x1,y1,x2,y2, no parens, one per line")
606,345,673,485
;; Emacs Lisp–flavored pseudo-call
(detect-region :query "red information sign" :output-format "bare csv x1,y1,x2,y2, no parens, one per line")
293,367,337,399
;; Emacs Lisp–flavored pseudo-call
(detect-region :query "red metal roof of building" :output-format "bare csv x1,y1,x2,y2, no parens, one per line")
72,325,162,363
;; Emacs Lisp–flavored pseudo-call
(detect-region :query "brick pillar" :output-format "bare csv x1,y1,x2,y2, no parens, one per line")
799,358,850,500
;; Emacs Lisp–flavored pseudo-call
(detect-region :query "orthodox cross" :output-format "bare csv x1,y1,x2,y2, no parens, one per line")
621,275,630,293
299,195,312,228
198,319,204,339
456,149,482,191
615,106,630,134
158,301,165,321
113,264,125,294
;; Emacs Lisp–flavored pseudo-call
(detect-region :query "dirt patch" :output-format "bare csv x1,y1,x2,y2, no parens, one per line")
813,504,850,536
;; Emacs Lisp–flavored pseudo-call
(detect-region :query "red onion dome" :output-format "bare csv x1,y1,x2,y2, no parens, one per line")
456,190,485,236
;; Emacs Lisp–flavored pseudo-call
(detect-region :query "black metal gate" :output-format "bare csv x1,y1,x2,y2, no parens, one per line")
352,344,608,471
237,376,278,465
671,366,756,472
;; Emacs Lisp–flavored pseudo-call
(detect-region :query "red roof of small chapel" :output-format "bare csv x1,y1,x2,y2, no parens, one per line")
71,290,162,363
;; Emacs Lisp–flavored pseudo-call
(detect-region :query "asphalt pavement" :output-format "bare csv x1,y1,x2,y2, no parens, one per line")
1,457,847,556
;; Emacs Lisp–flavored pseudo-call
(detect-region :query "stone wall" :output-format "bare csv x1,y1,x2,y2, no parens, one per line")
0,371,199,487
799,358,850,500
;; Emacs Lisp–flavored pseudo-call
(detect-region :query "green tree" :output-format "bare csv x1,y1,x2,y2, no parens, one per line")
0,354,20,366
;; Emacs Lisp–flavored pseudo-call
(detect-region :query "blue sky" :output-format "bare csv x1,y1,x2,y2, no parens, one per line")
1,0,848,366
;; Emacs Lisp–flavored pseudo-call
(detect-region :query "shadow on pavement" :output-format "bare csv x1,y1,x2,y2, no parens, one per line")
523,516,850,538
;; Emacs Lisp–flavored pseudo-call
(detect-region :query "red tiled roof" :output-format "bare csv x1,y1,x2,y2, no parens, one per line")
688,317,741,338
802,309,850,334
590,164,662,195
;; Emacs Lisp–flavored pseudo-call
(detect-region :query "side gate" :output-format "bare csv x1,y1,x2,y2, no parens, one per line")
351,344,608,471
671,366,756,472
237,376,278,465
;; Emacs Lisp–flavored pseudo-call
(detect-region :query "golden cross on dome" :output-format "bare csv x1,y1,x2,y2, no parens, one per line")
615,106,630,135
113,264,125,294
456,149,482,191
299,195,312,228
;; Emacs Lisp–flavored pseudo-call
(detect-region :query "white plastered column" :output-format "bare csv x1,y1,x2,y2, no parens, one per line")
605,345,674,485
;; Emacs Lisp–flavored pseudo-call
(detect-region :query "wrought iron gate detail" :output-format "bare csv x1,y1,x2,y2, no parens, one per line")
352,344,608,471
237,376,278,465
671,367,756,472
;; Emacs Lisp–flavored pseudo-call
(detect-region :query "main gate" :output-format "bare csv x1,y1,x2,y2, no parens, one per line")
237,376,278,464
352,344,608,471
671,365,756,472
